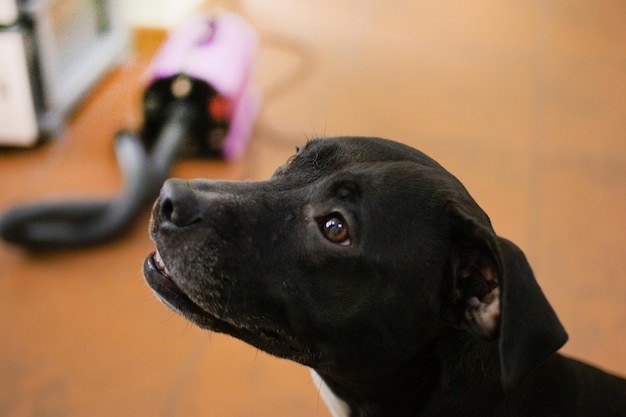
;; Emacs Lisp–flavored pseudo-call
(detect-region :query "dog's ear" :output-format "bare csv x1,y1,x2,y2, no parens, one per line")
494,237,568,391
446,204,568,392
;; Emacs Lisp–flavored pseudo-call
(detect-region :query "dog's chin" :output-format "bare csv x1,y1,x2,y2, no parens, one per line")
143,252,316,364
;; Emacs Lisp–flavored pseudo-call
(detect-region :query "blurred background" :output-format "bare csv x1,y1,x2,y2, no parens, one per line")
0,0,625,416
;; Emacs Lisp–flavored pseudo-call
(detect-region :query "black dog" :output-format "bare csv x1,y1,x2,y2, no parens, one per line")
144,137,626,417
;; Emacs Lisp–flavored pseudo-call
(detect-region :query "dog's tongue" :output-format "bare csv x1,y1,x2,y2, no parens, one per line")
154,251,173,278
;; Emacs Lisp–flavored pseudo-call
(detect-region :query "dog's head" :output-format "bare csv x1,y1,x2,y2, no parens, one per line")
144,136,567,392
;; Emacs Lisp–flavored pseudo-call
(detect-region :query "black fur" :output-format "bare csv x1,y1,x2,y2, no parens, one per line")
144,137,626,416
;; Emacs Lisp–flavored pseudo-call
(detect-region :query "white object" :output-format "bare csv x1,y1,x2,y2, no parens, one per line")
0,30,39,146
0,0,18,25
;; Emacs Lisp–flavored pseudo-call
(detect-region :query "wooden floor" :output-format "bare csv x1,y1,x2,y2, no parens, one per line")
1,1,625,415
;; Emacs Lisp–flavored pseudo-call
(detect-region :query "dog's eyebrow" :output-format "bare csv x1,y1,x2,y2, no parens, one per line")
327,180,360,199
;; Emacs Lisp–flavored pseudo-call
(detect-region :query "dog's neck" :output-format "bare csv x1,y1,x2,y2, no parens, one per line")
314,332,502,417
314,353,439,417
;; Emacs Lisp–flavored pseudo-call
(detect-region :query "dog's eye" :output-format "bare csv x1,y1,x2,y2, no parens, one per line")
320,214,350,245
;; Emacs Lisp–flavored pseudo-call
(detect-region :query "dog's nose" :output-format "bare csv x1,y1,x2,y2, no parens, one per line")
157,179,202,227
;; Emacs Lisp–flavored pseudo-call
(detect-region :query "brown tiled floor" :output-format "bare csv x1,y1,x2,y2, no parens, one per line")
1,1,625,416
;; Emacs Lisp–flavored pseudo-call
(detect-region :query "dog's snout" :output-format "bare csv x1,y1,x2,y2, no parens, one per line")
157,179,202,228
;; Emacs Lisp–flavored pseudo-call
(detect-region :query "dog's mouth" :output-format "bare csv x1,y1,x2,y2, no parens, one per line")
143,251,314,363
144,251,202,313
153,250,172,280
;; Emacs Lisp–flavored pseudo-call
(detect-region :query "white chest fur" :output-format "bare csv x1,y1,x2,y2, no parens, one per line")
311,370,351,417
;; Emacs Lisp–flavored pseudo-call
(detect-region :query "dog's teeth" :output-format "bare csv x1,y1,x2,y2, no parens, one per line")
154,251,172,278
